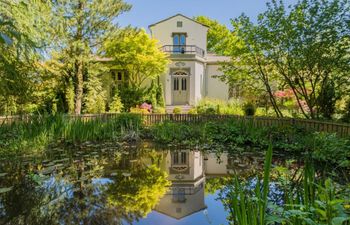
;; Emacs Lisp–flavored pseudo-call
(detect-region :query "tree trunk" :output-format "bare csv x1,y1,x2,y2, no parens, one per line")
74,60,83,115
74,0,84,115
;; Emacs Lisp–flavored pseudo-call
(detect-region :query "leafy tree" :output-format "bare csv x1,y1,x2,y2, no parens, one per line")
252,0,350,119
224,0,350,119
103,28,169,89
225,16,284,117
48,0,131,114
194,16,237,55
0,1,51,115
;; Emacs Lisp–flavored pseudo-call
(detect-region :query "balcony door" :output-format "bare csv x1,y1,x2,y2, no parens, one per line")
172,70,189,105
173,33,186,53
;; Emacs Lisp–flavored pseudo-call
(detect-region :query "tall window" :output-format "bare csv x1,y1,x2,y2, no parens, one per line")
173,77,179,91
181,78,187,91
173,152,187,165
173,33,186,53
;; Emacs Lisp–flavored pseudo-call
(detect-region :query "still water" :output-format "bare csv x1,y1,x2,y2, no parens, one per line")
0,143,280,225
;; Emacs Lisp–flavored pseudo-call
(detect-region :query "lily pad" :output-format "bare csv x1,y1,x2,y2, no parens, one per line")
0,187,13,194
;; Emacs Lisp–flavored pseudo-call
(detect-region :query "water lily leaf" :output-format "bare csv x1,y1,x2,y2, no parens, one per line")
0,173,7,177
0,187,13,194
332,217,350,225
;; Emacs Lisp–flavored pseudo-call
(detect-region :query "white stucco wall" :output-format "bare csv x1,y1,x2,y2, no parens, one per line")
194,61,205,104
149,15,208,53
206,64,229,101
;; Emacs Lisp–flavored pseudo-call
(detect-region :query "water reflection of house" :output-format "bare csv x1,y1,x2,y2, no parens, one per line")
155,150,206,219
153,150,262,220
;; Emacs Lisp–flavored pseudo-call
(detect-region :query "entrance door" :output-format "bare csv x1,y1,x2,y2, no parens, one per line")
173,76,188,105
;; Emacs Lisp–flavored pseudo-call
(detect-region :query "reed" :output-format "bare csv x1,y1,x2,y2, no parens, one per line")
0,114,143,157
227,146,350,225
229,144,273,225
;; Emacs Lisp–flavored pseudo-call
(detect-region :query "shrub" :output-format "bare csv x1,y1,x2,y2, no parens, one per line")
342,99,350,123
153,107,166,114
130,107,149,114
109,91,124,113
243,102,256,116
119,86,145,111
188,108,197,114
173,107,182,114
196,98,244,115
317,80,337,119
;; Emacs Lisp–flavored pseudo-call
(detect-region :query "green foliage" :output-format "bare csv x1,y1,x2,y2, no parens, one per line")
317,80,338,119
0,1,51,115
143,80,165,108
83,72,107,114
119,86,145,111
106,164,170,218
225,147,350,225
152,107,166,114
229,145,273,225
188,108,198,115
243,102,256,116
109,91,124,113
0,114,143,157
103,28,169,88
194,16,238,55
196,98,244,115
228,0,350,119
172,107,182,114
341,99,350,123
150,119,350,169
312,132,350,167
156,83,165,107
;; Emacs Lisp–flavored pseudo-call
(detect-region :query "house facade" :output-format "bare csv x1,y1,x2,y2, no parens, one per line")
149,14,230,106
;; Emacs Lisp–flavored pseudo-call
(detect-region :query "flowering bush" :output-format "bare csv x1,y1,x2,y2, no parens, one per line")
140,102,152,112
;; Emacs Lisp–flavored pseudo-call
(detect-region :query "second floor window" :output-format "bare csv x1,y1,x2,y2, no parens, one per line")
173,33,186,53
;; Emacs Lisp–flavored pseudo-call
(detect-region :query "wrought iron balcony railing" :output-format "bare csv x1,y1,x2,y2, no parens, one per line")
161,45,205,57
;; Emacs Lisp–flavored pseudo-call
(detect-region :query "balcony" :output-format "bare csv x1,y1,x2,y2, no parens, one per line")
161,45,205,58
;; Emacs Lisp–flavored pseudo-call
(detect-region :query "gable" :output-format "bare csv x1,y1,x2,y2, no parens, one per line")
149,14,209,29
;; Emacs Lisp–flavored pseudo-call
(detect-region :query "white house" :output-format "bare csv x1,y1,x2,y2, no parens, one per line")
149,14,230,107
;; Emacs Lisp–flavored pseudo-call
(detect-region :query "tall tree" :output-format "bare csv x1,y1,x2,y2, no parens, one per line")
49,0,131,114
224,0,350,119
252,0,350,119
0,0,51,115
224,16,284,117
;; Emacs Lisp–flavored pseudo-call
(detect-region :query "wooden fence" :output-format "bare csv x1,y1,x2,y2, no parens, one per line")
1,113,350,138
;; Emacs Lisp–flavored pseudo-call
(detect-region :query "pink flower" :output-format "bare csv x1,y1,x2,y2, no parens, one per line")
140,102,152,112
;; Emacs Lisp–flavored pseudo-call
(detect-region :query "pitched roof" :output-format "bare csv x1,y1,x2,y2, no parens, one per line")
148,14,210,28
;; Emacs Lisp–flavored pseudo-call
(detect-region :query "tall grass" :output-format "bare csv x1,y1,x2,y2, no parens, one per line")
227,146,350,225
230,144,273,225
0,114,143,157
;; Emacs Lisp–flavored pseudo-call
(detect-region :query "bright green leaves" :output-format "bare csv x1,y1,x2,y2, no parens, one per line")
103,28,169,88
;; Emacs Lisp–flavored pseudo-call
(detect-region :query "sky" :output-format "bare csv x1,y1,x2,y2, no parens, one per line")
117,0,299,30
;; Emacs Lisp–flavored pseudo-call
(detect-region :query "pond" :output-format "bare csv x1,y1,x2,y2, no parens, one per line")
0,142,303,225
